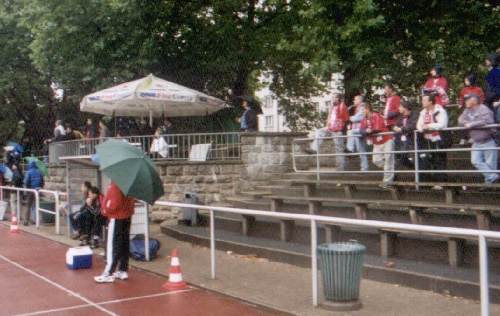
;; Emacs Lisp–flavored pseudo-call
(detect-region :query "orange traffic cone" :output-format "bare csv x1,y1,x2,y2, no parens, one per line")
10,214,19,233
163,249,187,291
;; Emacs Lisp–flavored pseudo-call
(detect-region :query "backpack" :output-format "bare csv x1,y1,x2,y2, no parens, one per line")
130,234,161,261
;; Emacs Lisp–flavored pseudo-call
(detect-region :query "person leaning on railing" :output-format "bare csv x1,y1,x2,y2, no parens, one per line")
306,93,349,171
416,93,449,188
360,103,395,188
392,99,419,170
346,95,369,172
458,93,498,185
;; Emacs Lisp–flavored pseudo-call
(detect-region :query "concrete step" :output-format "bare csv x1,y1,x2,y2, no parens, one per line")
238,190,273,199
161,222,500,303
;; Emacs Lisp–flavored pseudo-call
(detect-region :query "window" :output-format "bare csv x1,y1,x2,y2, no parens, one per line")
265,115,274,128
264,95,273,108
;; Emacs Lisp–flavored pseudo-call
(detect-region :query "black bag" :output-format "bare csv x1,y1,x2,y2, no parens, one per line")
130,234,161,261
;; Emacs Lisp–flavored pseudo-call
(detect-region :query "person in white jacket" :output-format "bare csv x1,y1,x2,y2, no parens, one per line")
150,128,169,158
416,93,449,186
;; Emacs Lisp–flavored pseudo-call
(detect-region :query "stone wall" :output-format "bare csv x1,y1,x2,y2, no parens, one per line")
46,132,307,223
240,132,307,183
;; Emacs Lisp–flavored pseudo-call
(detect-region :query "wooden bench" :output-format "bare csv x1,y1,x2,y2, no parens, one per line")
291,179,500,204
269,195,500,267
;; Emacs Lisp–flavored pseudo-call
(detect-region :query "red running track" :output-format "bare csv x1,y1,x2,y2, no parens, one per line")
0,225,279,316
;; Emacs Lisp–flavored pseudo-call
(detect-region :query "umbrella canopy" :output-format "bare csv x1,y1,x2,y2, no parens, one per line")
24,157,48,177
96,139,164,204
80,74,228,117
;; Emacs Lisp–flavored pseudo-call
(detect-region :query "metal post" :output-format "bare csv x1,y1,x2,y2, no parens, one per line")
35,190,40,228
316,139,321,182
16,190,20,219
144,203,151,262
55,192,60,235
413,131,420,189
479,235,490,316
311,219,318,306
209,209,216,279
65,162,72,236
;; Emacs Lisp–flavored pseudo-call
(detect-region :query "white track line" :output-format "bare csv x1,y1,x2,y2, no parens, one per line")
0,254,117,316
15,288,194,316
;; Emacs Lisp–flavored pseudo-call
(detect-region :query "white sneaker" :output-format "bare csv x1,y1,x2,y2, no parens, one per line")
94,273,115,283
113,271,129,280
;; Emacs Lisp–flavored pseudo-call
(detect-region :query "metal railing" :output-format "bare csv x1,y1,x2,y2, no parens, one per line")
292,124,500,182
0,186,66,235
155,200,500,316
48,132,241,164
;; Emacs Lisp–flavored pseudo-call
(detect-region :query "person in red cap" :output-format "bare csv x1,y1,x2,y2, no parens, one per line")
94,182,135,283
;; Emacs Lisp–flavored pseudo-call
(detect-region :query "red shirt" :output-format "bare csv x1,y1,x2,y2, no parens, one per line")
458,86,485,107
424,77,449,106
102,182,135,219
327,102,349,132
361,112,393,145
384,95,400,127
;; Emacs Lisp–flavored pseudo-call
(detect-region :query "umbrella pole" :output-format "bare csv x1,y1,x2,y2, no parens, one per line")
149,111,153,128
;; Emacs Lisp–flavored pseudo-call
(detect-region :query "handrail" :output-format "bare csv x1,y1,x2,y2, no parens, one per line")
155,200,497,315
292,124,500,182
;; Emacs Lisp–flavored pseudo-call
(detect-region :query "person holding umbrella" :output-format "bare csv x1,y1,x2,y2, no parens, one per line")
93,139,164,283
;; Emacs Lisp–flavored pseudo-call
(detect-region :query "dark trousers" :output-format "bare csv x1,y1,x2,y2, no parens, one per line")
418,140,448,182
23,192,36,223
104,218,131,274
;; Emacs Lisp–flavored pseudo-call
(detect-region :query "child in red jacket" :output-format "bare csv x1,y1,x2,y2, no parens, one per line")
95,182,135,283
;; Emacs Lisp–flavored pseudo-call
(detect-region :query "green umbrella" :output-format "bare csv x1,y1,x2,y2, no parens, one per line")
96,139,164,204
24,156,48,177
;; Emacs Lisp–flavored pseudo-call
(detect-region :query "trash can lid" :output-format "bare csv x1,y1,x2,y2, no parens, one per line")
318,242,366,253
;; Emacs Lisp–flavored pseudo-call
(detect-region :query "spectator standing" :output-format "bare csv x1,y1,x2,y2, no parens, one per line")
393,100,419,170
346,95,369,171
95,182,135,283
485,53,500,110
383,83,401,129
99,120,111,139
423,64,450,107
150,127,169,158
238,97,258,132
159,117,174,135
458,94,498,185
84,118,98,139
53,120,66,142
361,104,395,187
416,94,449,187
308,94,349,170
458,73,485,145
22,161,44,225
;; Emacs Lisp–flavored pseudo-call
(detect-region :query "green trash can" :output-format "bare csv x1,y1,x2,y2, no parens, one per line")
318,241,366,310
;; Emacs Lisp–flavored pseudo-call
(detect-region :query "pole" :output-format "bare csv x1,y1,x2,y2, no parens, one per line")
311,219,318,306
55,192,60,235
35,190,40,228
144,203,150,262
65,162,72,236
210,209,216,279
414,131,419,190
149,111,153,128
16,190,20,219
479,235,490,316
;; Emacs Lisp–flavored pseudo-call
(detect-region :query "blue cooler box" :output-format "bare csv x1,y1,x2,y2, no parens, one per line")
66,246,93,270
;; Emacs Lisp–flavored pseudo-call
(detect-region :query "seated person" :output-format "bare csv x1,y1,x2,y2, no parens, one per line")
81,186,106,248
68,181,92,240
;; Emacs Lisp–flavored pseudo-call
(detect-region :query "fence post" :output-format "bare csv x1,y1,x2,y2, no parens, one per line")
16,190,20,219
479,235,490,316
414,131,420,189
210,209,216,279
55,191,60,235
316,139,321,182
311,218,318,306
35,190,40,228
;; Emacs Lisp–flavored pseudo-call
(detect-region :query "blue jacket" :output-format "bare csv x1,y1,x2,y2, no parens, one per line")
485,67,500,105
24,161,44,189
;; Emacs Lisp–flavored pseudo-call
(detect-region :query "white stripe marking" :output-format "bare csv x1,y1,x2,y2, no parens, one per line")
14,288,194,316
104,218,115,274
0,254,117,316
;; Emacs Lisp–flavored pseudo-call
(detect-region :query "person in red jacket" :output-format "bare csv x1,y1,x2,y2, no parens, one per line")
423,64,449,107
308,93,349,170
458,72,485,145
361,104,395,187
383,82,400,129
95,182,135,283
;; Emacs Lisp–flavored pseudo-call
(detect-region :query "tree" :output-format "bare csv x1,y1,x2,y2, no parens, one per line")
0,0,56,153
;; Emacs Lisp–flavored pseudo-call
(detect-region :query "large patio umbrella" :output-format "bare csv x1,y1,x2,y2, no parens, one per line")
80,74,228,120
